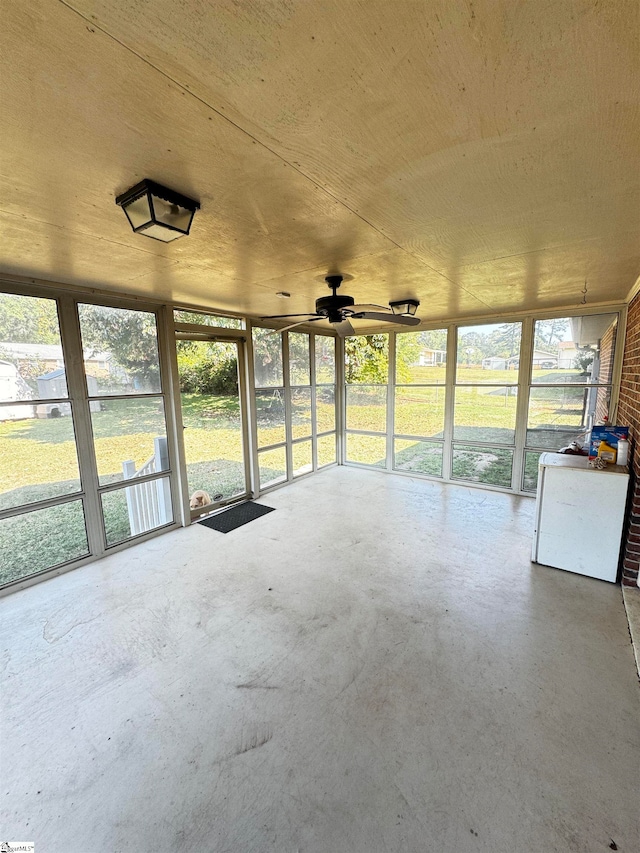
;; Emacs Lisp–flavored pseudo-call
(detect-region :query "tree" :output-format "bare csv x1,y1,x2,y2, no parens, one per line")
0,293,59,344
534,318,569,352
78,304,160,389
457,331,490,365
575,348,595,375
489,324,521,358
396,332,421,382
176,340,238,395
252,327,283,387
345,334,388,383
419,329,447,352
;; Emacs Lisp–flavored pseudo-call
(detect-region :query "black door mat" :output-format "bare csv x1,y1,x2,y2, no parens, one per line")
198,501,275,533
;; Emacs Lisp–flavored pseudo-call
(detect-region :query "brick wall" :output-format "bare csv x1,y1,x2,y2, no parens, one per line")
617,293,640,586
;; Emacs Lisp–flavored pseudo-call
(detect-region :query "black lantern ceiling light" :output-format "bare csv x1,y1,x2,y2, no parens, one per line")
115,179,200,242
389,299,420,316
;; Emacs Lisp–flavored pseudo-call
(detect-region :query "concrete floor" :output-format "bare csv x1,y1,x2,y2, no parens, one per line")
1,467,639,853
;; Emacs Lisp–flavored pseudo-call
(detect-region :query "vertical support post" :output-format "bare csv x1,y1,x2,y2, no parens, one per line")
442,324,457,481
283,331,293,482
122,459,139,535
245,320,261,498
154,436,171,524
158,304,188,527
386,331,395,470
335,333,346,465
57,295,105,556
310,333,318,471
513,316,534,493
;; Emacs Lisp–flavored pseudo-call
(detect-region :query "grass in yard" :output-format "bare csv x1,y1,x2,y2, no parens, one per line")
394,387,445,438
394,440,443,476
346,433,386,467
523,451,542,491
452,446,514,488
0,499,89,586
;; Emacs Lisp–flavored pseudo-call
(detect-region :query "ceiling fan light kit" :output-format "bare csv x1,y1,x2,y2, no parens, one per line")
115,179,200,242
389,299,420,316
261,275,421,336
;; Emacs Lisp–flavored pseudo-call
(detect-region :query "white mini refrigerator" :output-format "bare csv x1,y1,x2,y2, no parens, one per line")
532,453,629,583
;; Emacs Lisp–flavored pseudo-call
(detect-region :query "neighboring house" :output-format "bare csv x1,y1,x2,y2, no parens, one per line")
557,341,579,369
507,350,558,370
0,341,112,375
418,347,446,366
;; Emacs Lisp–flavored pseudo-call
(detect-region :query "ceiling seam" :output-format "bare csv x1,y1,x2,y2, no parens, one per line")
0,206,176,261
57,0,455,288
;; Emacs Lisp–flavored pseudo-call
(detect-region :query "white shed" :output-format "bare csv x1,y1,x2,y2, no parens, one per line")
0,360,34,421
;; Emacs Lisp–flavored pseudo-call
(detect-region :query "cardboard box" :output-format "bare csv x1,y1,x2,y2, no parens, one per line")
588,425,629,459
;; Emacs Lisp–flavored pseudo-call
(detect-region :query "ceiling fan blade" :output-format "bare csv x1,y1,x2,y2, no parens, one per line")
271,317,326,334
351,311,421,326
260,313,321,320
348,303,389,313
332,318,355,337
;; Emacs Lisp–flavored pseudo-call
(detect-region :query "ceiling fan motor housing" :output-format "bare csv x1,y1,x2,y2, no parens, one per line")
315,293,355,323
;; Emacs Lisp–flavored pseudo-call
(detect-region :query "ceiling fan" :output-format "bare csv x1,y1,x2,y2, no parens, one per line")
260,275,421,336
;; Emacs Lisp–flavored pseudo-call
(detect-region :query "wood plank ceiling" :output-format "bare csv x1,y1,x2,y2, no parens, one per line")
1,0,638,328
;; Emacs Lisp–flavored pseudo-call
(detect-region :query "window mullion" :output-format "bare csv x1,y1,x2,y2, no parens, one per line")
386,332,395,470
282,332,293,481
56,295,104,558
442,324,456,481
513,316,534,492
310,334,317,471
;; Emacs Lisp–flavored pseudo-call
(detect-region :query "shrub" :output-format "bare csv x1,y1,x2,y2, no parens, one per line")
178,354,238,395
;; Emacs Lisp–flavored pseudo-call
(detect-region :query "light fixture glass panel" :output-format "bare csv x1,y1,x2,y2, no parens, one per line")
396,330,447,384
531,313,618,384
151,195,193,232
453,386,517,444
317,433,336,467
315,386,336,433
394,387,445,439
252,327,283,387
90,397,169,486
292,440,312,477
255,390,285,448
123,193,152,229
0,292,64,403
101,476,173,546
78,304,162,395
346,385,386,433
526,386,594,449
289,332,311,385
0,499,89,587
345,334,388,384
138,223,183,242
0,402,81,511
452,445,514,488
394,439,443,477
291,387,312,439
346,433,386,468
315,336,336,383
258,446,287,489
456,322,521,383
